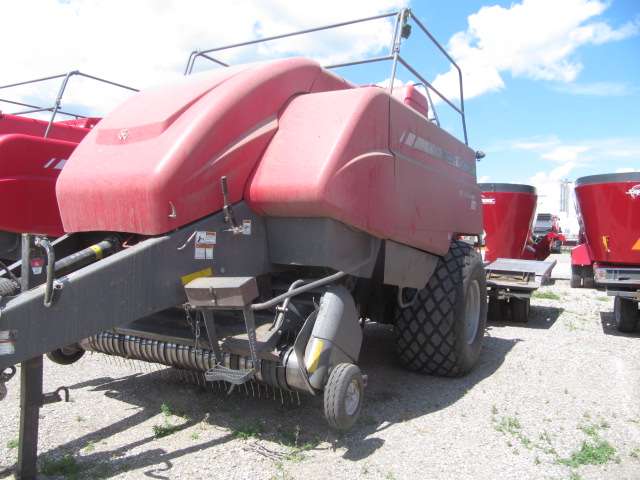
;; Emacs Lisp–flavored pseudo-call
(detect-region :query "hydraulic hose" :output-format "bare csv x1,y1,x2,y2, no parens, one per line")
54,236,120,278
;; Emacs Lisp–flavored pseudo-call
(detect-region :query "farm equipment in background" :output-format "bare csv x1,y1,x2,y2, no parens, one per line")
533,213,565,254
571,172,640,333
479,183,557,323
0,10,488,478
0,72,138,262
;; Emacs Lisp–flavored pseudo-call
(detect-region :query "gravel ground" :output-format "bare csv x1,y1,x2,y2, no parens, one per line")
1,252,639,480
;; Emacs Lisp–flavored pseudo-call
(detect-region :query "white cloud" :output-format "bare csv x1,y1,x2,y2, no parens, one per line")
529,161,577,184
0,0,408,115
616,167,640,173
541,145,590,162
432,0,639,100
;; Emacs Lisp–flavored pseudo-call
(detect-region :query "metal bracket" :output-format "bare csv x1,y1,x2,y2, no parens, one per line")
221,176,242,235
42,386,70,405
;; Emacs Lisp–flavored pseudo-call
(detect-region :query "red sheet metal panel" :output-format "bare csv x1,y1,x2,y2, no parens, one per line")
479,184,537,263
0,134,75,237
248,87,481,256
0,114,95,237
575,173,640,265
57,58,339,235
390,98,481,255
246,87,394,239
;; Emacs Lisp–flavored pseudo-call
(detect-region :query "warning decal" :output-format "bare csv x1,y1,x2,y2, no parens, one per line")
242,220,252,235
633,238,640,251
0,331,16,355
30,258,44,275
195,231,216,260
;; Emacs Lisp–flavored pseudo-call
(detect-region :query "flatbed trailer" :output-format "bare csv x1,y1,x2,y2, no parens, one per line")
485,257,556,322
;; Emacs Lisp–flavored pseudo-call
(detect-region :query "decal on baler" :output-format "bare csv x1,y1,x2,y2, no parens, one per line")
632,238,640,250
30,258,44,275
0,331,16,355
399,130,476,176
242,220,252,235
43,158,68,169
194,231,216,260
180,268,213,286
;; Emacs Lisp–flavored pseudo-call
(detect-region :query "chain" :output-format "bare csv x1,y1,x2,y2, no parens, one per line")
184,302,202,356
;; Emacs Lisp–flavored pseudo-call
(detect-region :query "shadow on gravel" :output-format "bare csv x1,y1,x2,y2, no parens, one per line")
487,304,563,330
331,322,517,461
31,321,517,474
600,311,640,336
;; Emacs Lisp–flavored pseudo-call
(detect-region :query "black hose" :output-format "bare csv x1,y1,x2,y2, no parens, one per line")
54,236,120,277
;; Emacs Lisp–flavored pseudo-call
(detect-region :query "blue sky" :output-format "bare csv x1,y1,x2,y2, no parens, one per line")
1,0,638,192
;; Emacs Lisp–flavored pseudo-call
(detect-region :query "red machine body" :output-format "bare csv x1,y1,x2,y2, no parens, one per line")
573,173,640,267
57,58,481,256
479,184,538,263
0,114,99,237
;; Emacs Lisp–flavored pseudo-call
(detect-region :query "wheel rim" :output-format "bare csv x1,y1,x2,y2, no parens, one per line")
465,279,481,344
344,378,361,416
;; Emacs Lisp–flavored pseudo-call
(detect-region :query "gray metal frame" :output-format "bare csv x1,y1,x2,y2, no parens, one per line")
183,8,469,144
0,71,138,137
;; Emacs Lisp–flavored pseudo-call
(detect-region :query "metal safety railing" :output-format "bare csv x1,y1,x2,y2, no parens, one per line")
0,71,138,138
184,8,468,144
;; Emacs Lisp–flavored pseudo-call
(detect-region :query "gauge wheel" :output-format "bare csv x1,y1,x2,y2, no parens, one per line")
324,363,364,430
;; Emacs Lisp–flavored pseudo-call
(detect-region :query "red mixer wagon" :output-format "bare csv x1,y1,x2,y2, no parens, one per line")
479,183,557,323
571,172,640,333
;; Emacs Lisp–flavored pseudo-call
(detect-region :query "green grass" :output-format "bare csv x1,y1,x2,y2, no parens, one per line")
233,420,263,440
558,437,619,467
533,291,561,300
39,455,84,480
6,438,19,449
152,423,184,438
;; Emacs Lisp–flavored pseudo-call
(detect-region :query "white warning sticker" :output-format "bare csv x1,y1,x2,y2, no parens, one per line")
31,258,44,275
0,331,16,355
194,231,216,260
242,220,252,235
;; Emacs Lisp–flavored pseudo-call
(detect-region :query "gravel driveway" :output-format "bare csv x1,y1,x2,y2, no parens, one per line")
1,252,639,480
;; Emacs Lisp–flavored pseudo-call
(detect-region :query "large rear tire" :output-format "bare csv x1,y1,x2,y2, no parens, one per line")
394,240,487,377
614,297,639,333
324,363,364,430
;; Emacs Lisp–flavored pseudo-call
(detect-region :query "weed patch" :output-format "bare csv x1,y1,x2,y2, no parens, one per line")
558,438,619,467
39,455,84,480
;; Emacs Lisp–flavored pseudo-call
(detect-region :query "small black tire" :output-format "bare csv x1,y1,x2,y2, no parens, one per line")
570,265,582,288
488,297,508,321
324,363,364,430
46,346,85,365
394,240,487,377
583,266,595,289
511,297,530,323
614,297,639,333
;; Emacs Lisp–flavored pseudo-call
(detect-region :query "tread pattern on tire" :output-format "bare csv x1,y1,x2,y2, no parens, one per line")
394,240,484,377
324,363,362,430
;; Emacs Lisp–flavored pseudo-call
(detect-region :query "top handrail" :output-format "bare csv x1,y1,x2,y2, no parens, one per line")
0,71,138,138
183,8,469,144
